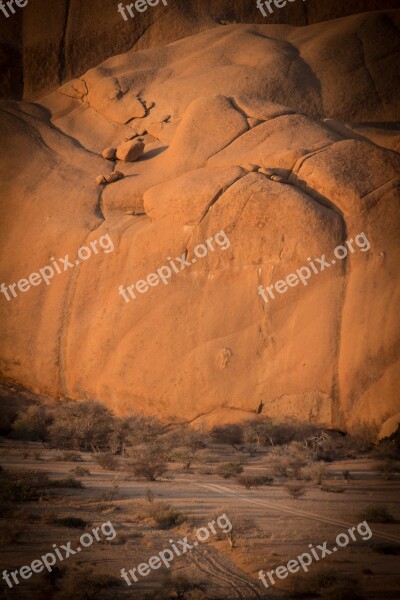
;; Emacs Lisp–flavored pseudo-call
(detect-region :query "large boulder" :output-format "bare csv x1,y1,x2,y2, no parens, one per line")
0,14,399,430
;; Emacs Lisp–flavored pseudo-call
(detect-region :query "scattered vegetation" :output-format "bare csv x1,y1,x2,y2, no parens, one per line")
95,453,118,471
11,404,50,442
302,462,328,485
146,501,186,529
130,458,167,481
156,573,205,600
321,485,345,493
285,483,308,499
50,567,122,600
55,451,83,462
70,466,91,477
376,459,399,480
291,569,362,599
48,477,84,489
358,505,395,523
211,424,243,450
217,462,244,479
0,469,49,502
236,474,273,489
53,517,88,529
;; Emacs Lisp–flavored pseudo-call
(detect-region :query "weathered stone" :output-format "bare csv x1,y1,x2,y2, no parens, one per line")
115,140,145,162
101,147,116,160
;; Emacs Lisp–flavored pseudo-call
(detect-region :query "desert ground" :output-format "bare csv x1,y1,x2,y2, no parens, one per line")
0,380,399,600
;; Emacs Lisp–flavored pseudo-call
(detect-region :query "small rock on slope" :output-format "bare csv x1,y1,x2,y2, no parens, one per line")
116,140,145,162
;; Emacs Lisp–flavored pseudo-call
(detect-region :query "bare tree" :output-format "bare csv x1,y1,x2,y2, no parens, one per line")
49,401,114,451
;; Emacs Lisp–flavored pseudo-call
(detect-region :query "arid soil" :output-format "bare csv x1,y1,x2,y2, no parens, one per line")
1,439,399,599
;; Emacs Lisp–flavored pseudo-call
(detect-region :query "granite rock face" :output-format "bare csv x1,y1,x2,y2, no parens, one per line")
0,12,399,429
1,0,400,99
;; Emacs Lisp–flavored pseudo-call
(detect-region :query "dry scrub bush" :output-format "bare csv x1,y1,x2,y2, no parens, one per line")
70,466,91,476
49,401,114,451
376,459,399,480
48,477,83,488
236,474,273,489
285,484,307,499
244,417,320,448
358,505,395,523
211,424,243,449
147,501,186,529
0,468,49,502
95,452,118,471
55,451,83,462
208,509,253,550
12,404,50,442
292,568,362,599
373,436,400,460
154,574,205,600
271,443,311,479
302,462,328,485
321,485,345,493
217,462,244,479
52,567,122,600
130,458,167,480
53,517,88,529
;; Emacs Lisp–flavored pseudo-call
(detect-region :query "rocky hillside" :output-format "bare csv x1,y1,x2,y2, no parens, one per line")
0,11,399,430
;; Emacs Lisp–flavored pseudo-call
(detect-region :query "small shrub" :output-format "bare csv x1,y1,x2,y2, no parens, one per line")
50,567,121,600
292,569,360,599
0,469,49,502
217,462,243,479
147,501,186,529
285,484,307,499
100,484,119,503
358,505,395,523
348,423,378,454
161,574,203,599
48,477,83,489
211,424,243,449
95,453,118,471
302,463,327,485
236,475,273,489
145,488,154,503
373,438,400,460
342,469,351,480
321,485,345,493
271,443,311,479
376,460,399,480
53,517,88,529
70,466,91,477
130,459,167,481
55,451,83,462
